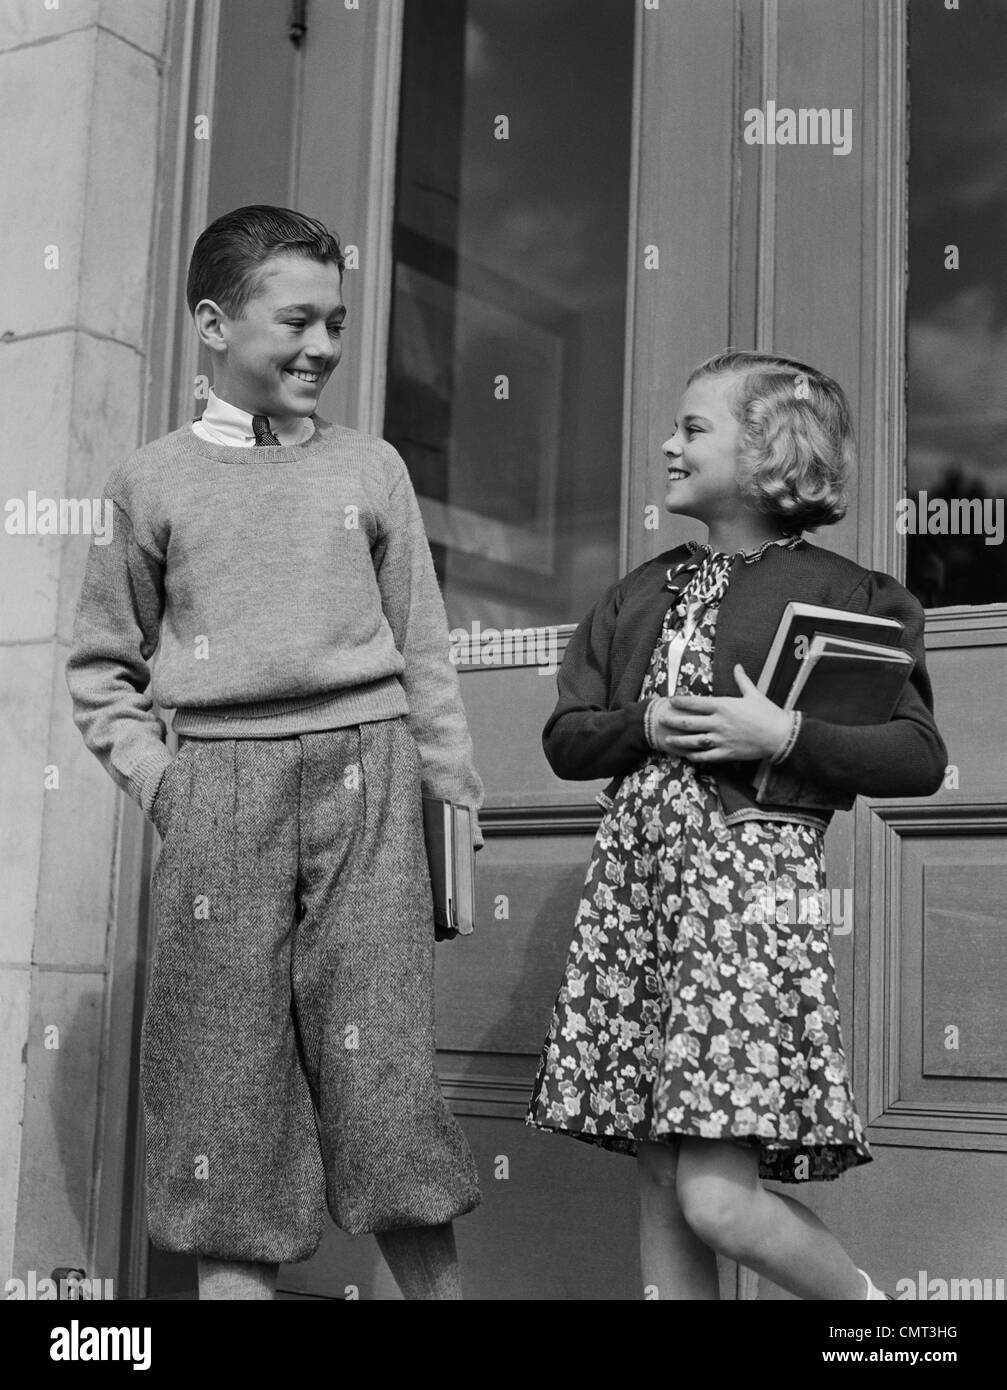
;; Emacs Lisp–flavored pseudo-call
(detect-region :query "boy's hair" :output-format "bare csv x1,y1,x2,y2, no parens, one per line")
186,205,345,319
687,349,854,531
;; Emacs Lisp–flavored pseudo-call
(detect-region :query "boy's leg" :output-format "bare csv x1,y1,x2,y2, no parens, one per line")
142,737,328,1266
196,1258,279,1300
292,720,481,1243
373,1223,462,1301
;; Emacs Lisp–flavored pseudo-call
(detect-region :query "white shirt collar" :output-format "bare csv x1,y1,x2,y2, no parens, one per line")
191,389,316,447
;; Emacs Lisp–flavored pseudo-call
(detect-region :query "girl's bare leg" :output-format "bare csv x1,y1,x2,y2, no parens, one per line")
637,1140,720,1299
675,1137,866,1300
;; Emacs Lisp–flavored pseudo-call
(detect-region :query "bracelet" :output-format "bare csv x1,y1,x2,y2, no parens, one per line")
770,709,802,765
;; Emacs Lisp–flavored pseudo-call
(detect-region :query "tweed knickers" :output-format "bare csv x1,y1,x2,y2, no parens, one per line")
143,717,481,1263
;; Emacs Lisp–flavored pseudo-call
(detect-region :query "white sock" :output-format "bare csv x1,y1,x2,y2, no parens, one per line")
858,1267,888,1300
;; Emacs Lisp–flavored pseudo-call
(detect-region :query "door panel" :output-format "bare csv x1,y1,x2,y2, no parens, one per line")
435,834,600,1054
458,666,605,808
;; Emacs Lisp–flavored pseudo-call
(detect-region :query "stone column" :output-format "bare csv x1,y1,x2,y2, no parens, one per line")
0,0,171,1292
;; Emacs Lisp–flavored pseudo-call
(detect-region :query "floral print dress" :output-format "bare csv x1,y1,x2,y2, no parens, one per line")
526,539,872,1182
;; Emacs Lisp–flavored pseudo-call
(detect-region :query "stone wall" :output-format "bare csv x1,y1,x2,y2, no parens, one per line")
0,0,171,1289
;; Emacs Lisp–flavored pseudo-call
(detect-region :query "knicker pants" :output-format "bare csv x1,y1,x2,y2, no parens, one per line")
142,717,481,1263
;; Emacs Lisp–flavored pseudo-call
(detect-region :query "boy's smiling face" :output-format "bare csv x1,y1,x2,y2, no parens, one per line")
196,252,345,423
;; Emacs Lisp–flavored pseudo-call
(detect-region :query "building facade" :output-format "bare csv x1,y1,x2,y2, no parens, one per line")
2,0,1005,1299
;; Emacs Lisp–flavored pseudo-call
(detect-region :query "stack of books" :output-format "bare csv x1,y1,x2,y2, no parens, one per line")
752,603,915,803
422,795,476,939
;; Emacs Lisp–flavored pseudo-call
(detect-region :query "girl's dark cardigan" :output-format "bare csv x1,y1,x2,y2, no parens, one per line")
542,538,947,828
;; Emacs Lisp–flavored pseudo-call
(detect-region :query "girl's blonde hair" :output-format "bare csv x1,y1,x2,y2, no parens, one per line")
687,349,854,531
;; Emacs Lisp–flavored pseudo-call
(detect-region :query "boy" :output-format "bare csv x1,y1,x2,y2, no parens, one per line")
65,205,483,1300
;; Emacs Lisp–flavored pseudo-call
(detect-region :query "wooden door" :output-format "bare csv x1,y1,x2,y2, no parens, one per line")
283,0,753,1301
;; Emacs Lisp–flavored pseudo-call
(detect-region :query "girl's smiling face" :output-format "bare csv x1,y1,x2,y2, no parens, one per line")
661,374,748,524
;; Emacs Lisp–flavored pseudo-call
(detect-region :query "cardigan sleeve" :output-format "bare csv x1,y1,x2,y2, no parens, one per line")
542,580,652,780
771,569,948,799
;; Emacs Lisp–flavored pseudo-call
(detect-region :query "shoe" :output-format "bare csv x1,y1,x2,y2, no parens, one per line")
857,1267,891,1300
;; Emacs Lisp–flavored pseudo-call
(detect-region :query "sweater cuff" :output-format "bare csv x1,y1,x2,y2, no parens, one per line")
643,697,663,751
624,699,654,763
770,710,802,765
775,713,841,784
128,742,175,816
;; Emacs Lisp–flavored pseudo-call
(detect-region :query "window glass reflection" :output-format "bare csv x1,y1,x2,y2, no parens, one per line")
906,0,1007,607
385,0,635,636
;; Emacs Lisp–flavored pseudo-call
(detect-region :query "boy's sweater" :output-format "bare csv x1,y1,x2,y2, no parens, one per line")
65,416,484,835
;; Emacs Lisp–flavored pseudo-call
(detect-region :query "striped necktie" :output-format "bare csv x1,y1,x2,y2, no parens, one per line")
252,414,281,446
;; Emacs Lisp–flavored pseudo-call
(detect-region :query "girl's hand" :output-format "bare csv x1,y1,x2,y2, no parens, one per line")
653,664,792,763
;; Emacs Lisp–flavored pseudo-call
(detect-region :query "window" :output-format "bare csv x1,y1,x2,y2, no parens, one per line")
384,0,635,633
906,0,1007,608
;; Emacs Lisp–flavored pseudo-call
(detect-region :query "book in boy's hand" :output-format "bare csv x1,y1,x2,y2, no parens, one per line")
753,604,914,806
422,795,476,940
755,602,905,708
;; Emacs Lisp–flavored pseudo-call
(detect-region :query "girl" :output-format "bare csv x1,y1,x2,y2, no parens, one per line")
526,350,947,1300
